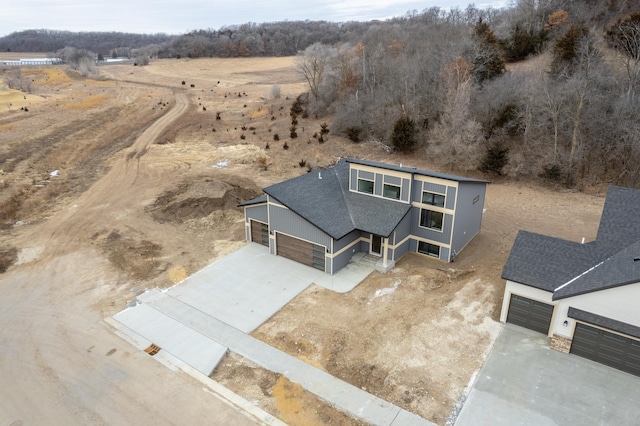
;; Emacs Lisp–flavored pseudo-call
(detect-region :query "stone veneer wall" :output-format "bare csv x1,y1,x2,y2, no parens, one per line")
550,334,572,354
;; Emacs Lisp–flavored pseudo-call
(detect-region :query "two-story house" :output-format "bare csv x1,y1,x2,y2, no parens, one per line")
239,158,488,274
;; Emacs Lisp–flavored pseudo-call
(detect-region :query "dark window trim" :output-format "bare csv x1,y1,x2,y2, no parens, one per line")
382,183,401,200
357,178,374,194
419,208,444,231
418,241,440,258
422,191,445,207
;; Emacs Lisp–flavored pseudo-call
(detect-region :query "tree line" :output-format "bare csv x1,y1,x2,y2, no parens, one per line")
0,29,173,56
3,1,640,188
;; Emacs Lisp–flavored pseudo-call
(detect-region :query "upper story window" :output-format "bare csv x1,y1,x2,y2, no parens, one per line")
357,178,374,194
383,184,401,200
422,191,445,207
420,209,443,231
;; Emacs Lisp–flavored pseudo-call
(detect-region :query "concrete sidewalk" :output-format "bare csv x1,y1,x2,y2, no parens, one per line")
139,290,432,426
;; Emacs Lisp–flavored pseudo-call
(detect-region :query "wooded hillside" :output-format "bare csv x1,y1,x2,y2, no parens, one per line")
3,0,640,188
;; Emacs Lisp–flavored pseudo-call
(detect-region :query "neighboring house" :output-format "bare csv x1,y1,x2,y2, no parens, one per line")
500,185,640,376
239,158,487,275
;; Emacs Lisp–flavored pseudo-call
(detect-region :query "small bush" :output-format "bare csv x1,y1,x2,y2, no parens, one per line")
283,141,289,150
390,115,418,152
345,127,362,142
257,155,268,171
479,143,509,175
273,133,280,141
290,126,298,139
540,163,563,182
240,134,246,140
299,159,307,167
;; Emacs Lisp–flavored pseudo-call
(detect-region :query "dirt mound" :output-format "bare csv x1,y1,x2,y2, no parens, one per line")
146,175,261,223
97,230,166,280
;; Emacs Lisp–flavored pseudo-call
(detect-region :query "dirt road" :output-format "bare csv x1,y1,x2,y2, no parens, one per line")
0,89,257,425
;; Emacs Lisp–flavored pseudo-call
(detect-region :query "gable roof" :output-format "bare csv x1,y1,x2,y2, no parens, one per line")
262,159,412,239
502,185,640,300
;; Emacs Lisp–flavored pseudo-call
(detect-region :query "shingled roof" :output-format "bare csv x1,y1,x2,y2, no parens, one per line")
261,159,412,239
502,186,640,300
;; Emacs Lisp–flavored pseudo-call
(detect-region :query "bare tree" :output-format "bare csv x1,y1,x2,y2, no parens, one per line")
607,17,640,97
296,43,334,101
430,57,484,171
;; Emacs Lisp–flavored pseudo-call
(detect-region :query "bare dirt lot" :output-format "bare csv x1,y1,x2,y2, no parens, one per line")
0,55,606,425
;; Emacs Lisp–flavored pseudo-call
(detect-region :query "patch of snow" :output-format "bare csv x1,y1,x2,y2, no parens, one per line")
16,245,43,265
50,169,60,177
211,160,229,169
367,279,401,304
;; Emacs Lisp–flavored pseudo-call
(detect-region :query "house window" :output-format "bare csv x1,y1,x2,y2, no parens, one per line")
418,241,440,258
383,184,401,200
420,209,443,231
357,178,374,194
422,191,445,207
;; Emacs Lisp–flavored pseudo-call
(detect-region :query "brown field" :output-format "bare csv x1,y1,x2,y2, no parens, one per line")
0,56,606,425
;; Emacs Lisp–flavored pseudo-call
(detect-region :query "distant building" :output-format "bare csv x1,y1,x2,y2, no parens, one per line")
2,58,63,66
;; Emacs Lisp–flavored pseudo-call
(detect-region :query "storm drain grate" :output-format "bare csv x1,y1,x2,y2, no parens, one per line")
144,343,161,356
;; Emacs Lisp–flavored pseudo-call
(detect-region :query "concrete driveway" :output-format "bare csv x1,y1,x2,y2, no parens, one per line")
455,324,640,426
110,243,374,375
108,244,437,425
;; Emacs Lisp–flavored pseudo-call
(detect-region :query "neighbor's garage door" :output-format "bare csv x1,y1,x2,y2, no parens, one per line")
251,220,269,247
570,323,640,376
506,294,554,334
276,233,325,271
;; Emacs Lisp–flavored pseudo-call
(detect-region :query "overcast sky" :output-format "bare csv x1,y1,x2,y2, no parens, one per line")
1,0,507,36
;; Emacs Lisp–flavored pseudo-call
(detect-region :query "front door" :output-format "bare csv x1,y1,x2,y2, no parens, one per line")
370,234,382,256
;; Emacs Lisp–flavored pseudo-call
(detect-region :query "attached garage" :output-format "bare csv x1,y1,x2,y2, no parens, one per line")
570,323,640,377
506,294,554,335
276,233,325,271
250,220,269,247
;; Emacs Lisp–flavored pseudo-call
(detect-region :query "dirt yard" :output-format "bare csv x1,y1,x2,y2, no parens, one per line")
0,55,606,425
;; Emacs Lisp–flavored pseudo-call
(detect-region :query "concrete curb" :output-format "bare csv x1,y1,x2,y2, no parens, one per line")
104,318,285,426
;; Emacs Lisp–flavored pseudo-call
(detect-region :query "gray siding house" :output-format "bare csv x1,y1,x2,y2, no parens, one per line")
240,158,488,274
500,186,640,377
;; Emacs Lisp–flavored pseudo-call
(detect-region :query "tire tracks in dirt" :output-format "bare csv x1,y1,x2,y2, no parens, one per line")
29,90,189,257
